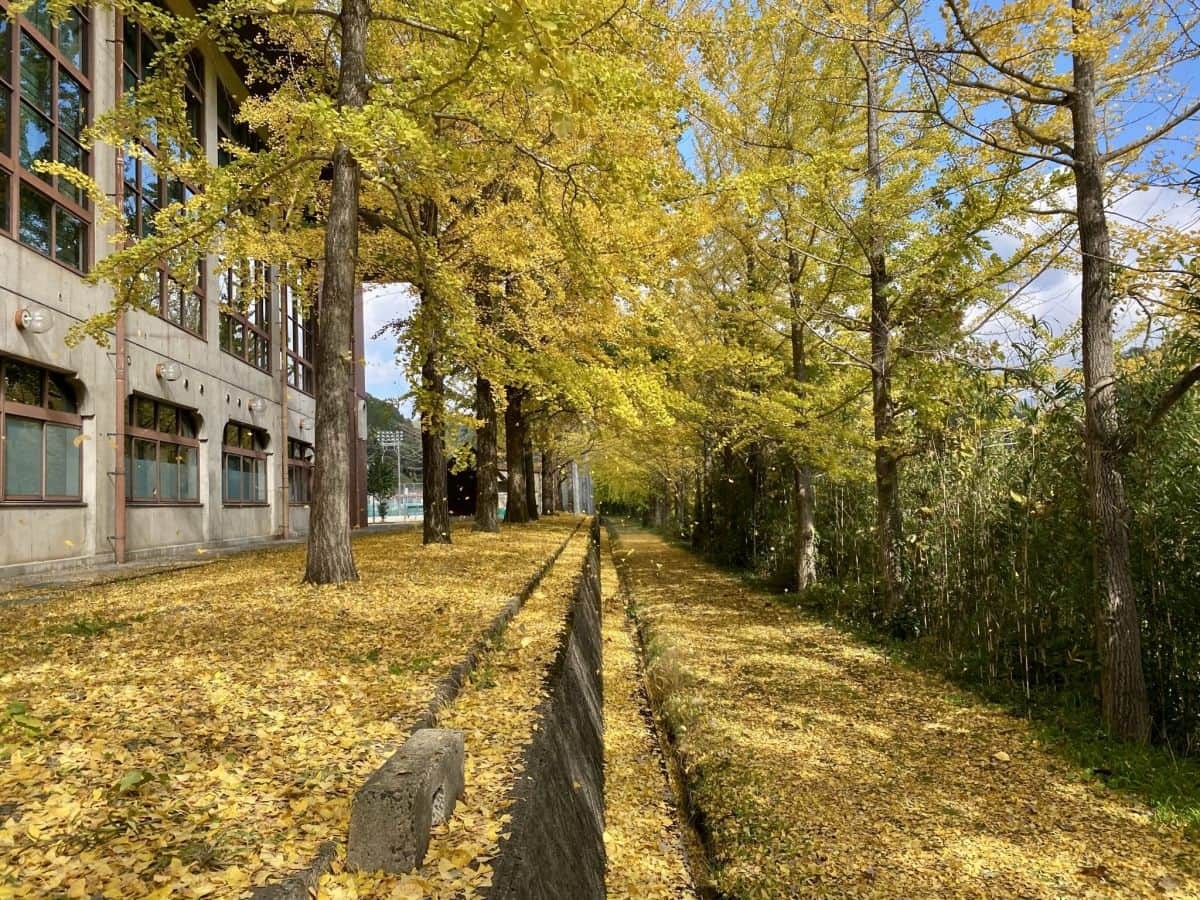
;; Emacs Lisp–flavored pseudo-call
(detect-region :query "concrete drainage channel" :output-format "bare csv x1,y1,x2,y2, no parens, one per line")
252,517,603,899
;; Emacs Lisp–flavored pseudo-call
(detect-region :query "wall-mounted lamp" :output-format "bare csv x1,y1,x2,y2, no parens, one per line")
248,397,267,414
156,361,182,382
299,417,313,431
14,307,52,334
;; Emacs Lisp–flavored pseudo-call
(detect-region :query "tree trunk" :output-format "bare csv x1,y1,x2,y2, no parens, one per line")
523,440,539,520
860,6,904,623
787,237,817,592
541,448,556,515
421,344,451,544
1071,13,1151,742
303,0,367,584
474,375,500,532
504,386,531,523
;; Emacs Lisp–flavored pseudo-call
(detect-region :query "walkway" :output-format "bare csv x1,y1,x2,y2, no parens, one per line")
611,524,1198,898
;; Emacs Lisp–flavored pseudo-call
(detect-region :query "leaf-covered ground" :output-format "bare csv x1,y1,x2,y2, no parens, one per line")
611,524,1200,899
599,531,696,899
319,523,591,898
0,519,579,898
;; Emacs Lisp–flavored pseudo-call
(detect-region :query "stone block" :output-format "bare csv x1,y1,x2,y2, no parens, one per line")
346,728,465,874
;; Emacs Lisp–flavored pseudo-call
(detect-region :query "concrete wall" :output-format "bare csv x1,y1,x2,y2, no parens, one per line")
487,520,605,900
0,6,327,577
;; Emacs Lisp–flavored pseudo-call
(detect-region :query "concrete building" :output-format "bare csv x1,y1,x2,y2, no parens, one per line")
0,0,368,578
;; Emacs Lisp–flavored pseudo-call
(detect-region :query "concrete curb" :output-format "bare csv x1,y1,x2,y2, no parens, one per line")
251,519,586,899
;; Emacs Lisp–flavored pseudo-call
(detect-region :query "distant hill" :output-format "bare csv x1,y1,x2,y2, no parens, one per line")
366,393,421,475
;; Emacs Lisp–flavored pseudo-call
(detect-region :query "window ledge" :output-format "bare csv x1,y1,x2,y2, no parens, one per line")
127,501,203,508
224,502,269,508
0,501,86,508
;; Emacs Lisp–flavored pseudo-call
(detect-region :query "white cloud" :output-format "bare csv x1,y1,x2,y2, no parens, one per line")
363,282,417,413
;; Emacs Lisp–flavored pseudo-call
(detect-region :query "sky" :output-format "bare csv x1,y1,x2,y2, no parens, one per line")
362,283,417,415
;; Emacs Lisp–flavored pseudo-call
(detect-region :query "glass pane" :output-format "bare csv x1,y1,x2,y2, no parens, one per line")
4,417,43,496
56,10,84,70
140,159,158,200
224,423,238,446
0,89,11,151
0,169,9,233
159,444,179,500
183,292,201,333
232,320,244,356
18,184,52,252
165,281,183,324
46,372,77,412
55,209,84,269
44,423,80,496
141,31,156,76
179,411,196,438
4,359,43,406
0,20,10,78
23,0,51,37
252,458,265,502
122,193,137,233
186,90,203,147
179,445,197,500
19,102,51,176
157,403,177,434
240,429,253,450
19,33,51,114
57,135,85,203
123,19,138,74
132,437,157,499
58,72,85,138
135,396,155,429
224,453,241,501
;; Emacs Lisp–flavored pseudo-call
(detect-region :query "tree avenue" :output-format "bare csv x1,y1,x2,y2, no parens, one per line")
54,0,1200,751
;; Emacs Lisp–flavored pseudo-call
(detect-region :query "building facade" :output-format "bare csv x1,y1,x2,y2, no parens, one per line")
0,0,367,578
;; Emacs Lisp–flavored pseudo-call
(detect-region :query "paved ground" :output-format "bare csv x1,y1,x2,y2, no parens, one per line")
612,523,1199,899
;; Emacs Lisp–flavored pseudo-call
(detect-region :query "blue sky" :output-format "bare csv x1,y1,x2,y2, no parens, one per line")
362,283,416,414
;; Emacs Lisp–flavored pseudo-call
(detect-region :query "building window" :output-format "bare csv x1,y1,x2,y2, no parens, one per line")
287,438,313,505
219,260,271,372
223,421,268,505
216,81,262,166
125,395,200,504
0,357,83,503
0,0,92,270
284,283,314,394
120,18,205,336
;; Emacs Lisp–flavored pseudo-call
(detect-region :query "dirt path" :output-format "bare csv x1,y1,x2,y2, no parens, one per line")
611,524,1199,899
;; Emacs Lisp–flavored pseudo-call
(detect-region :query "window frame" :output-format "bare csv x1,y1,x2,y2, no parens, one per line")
119,15,206,338
124,394,201,506
222,421,268,507
287,437,313,506
284,282,315,395
219,260,272,373
0,0,93,272
0,356,84,505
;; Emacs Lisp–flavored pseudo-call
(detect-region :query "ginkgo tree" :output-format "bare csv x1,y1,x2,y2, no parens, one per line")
65,0,662,571
900,0,1200,742
671,0,1049,621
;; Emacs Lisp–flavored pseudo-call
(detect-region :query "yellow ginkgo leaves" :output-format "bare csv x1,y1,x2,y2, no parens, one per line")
0,519,578,898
